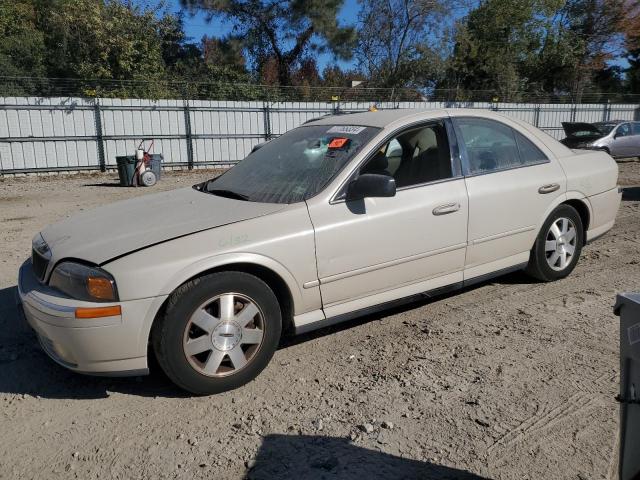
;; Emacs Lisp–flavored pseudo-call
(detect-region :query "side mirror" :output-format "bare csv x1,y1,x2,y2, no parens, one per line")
346,173,396,201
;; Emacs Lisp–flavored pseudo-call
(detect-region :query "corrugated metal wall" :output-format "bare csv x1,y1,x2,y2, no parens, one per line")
0,97,637,174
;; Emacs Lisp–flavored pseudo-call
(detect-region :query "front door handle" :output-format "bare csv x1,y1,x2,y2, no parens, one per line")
538,183,560,194
433,202,460,216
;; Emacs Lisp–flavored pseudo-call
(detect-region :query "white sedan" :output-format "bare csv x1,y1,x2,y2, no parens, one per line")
19,109,621,394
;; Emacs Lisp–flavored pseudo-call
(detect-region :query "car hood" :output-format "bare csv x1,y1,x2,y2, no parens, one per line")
41,187,286,265
561,122,603,138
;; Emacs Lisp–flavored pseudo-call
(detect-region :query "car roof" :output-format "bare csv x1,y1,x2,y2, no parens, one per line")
308,109,445,128
594,120,634,125
307,108,553,128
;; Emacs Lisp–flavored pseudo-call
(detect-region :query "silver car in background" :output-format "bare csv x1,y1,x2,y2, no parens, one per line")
561,121,640,158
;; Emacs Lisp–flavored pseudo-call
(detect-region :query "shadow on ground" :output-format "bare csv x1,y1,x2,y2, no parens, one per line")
82,182,125,188
0,270,534,399
244,434,489,480
0,286,187,400
281,269,534,349
622,186,640,201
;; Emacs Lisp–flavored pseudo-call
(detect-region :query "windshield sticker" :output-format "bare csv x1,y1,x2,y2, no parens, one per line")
328,137,350,149
327,125,367,135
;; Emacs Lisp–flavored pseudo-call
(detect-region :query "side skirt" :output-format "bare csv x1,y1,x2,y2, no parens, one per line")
294,262,528,336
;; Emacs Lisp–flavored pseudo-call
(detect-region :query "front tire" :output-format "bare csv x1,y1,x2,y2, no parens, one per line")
525,205,583,282
152,272,282,395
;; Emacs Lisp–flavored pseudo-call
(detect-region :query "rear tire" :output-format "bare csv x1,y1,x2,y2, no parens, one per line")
525,205,583,282
152,272,282,395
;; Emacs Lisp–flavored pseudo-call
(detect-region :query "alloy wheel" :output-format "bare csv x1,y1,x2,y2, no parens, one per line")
545,217,577,271
182,293,265,377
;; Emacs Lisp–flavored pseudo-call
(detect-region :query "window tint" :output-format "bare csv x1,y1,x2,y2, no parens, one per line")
514,130,548,164
360,122,453,188
632,122,640,135
456,118,547,175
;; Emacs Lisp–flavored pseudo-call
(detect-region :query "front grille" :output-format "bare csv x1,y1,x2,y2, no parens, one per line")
31,248,49,281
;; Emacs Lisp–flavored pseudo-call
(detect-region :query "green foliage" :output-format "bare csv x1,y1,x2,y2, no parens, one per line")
0,1,46,94
0,0,638,101
441,0,630,101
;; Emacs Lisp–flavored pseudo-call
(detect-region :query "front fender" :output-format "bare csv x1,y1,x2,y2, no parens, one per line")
158,252,304,311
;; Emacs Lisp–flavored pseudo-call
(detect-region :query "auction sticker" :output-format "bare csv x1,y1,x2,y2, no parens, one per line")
327,125,367,135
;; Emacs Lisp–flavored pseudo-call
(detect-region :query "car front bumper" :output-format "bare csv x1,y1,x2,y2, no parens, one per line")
18,260,163,376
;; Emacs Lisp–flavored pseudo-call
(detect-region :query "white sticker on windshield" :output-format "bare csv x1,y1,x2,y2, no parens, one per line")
327,125,367,135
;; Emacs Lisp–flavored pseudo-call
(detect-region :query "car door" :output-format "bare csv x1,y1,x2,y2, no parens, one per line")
306,119,468,318
610,123,634,157
632,123,640,156
452,116,566,280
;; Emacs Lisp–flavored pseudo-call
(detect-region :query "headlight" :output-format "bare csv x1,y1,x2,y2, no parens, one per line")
49,262,118,302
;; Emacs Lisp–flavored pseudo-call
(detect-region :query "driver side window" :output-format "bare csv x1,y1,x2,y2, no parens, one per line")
617,123,631,137
360,121,453,188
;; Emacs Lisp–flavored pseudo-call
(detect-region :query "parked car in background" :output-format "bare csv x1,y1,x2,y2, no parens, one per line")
19,109,622,395
561,120,640,158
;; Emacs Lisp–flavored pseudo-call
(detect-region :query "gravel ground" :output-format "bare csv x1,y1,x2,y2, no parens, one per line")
0,162,639,480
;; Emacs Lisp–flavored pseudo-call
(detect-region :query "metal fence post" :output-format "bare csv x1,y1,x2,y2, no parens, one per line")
603,100,612,122
534,105,541,128
93,99,106,172
262,102,272,141
570,104,577,122
183,99,194,170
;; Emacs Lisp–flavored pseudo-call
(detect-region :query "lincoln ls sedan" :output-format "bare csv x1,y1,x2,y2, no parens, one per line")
19,109,621,394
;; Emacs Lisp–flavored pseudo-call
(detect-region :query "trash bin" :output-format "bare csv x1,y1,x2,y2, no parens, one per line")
116,156,136,186
148,154,162,181
614,292,640,480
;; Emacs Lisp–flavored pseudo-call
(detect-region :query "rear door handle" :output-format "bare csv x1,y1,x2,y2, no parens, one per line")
433,203,460,215
538,183,560,194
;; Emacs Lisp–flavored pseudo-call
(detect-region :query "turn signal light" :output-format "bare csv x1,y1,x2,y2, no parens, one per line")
75,305,122,319
87,276,116,300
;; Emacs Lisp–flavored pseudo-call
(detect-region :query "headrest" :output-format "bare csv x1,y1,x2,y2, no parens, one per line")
411,128,437,151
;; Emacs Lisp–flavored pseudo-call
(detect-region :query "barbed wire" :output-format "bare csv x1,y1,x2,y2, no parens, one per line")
0,76,639,104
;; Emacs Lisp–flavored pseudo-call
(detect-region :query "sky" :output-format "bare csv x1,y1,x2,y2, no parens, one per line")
159,0,361,71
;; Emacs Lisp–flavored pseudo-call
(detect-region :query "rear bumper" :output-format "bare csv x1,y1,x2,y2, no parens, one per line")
18,260,162,376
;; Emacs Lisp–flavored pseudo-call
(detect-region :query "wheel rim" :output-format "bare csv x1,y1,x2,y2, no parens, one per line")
545,217,577,271
182,293,265,377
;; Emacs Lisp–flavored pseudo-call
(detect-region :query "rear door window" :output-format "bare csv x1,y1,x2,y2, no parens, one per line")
514,130,548,164
455,118,548,175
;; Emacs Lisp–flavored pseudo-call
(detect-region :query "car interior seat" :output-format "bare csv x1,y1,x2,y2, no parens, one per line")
394,126,451,187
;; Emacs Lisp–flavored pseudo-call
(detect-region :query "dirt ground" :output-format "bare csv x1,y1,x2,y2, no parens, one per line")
0,163,639,480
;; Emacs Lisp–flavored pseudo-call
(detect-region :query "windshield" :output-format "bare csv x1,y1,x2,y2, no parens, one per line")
202,124,380,203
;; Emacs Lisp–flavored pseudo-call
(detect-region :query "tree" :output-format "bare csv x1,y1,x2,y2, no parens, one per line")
443,0,560,100
41,0,169,97
356,0,446,90
555,0,627,101
621,0,640,93
0,1,46,94
180,0,356,86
